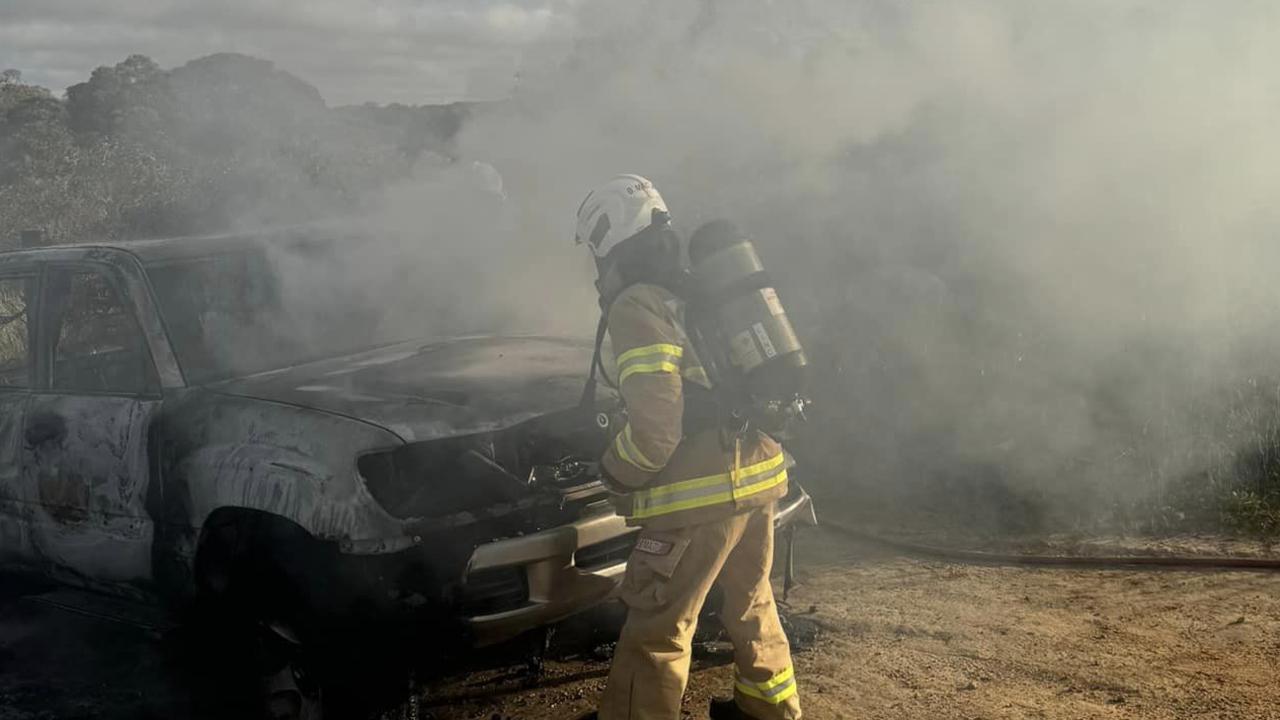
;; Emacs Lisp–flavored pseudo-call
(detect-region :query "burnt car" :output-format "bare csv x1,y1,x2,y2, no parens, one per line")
0,229,816,655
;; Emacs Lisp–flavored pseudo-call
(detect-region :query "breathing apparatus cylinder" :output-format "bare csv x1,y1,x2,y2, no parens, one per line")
688,220,808,408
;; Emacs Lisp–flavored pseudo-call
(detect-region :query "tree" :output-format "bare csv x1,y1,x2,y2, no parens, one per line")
66,54,170,137
2,52,471,247
0,69,53,115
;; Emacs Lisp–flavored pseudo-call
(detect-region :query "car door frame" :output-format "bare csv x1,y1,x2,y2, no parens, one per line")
0,256,41,567
20,248,184,591
31,248,184,390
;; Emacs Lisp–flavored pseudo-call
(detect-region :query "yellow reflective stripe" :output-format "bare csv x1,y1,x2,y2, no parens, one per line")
736,678,798,704
755,666,795,691
739,468,788,500
613,424,661,472
622,424,660,471
616,343,683,366
617,343,684,383
614,433,650,472
613,433,641,469
630,469,787,519
636,470,729,500
635,489,736,519
736,666,798,704
618,360,680,384
623,451,787,519
642,452,786,499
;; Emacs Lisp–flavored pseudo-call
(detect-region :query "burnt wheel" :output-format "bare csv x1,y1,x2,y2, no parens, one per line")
195,511,326,720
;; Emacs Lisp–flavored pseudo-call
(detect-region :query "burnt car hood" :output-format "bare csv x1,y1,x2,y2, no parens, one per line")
209,335,595,442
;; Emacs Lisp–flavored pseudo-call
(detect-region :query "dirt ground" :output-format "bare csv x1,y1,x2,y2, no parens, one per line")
422,529,1280,720
2,528,1279,719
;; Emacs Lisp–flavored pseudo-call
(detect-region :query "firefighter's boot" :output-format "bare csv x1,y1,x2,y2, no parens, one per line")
710,697,756,719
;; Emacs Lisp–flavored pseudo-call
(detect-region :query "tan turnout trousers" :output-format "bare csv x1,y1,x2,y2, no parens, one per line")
599,503,802,720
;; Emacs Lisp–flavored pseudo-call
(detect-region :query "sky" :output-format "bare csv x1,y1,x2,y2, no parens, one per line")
0,0,577,105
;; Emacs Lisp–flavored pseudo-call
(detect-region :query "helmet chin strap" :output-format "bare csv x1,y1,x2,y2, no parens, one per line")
594,263,624,310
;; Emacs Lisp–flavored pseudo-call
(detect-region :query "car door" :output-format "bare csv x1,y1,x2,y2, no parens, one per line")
0,271,35,564
21,263,162,586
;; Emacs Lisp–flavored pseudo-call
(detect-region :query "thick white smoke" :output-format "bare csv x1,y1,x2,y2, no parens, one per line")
421,0,1280,526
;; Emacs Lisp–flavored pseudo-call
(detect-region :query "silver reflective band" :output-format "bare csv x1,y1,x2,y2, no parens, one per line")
736,666,798,704
627,452,787,519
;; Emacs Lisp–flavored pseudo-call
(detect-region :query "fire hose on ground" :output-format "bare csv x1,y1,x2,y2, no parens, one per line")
782,442,1280,576
808,508,1280,572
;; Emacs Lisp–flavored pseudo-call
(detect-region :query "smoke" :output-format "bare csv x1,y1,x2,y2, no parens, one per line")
428,0,1280,527
13,0,1277,530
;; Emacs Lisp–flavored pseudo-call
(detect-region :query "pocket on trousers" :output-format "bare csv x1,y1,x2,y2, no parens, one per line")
620,531,691,611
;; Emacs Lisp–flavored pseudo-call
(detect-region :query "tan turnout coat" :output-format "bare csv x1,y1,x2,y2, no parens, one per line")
599,283,789,531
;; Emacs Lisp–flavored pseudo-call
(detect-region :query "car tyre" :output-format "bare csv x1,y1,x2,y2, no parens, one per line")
195,512,325,720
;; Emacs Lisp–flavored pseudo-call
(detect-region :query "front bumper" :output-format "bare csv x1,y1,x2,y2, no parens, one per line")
461,483,817,646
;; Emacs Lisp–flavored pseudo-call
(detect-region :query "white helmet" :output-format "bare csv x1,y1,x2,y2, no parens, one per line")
574,174,669,259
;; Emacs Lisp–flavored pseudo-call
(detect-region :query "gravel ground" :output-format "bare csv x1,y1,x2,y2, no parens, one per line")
3,528,1279,719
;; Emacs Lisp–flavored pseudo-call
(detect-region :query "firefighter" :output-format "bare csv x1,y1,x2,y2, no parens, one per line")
574,175,802,720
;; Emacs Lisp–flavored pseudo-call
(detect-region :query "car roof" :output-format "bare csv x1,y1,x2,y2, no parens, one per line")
0,225,352,265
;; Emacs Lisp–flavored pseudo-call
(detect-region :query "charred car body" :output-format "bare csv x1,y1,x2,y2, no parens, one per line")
0,229,816,648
